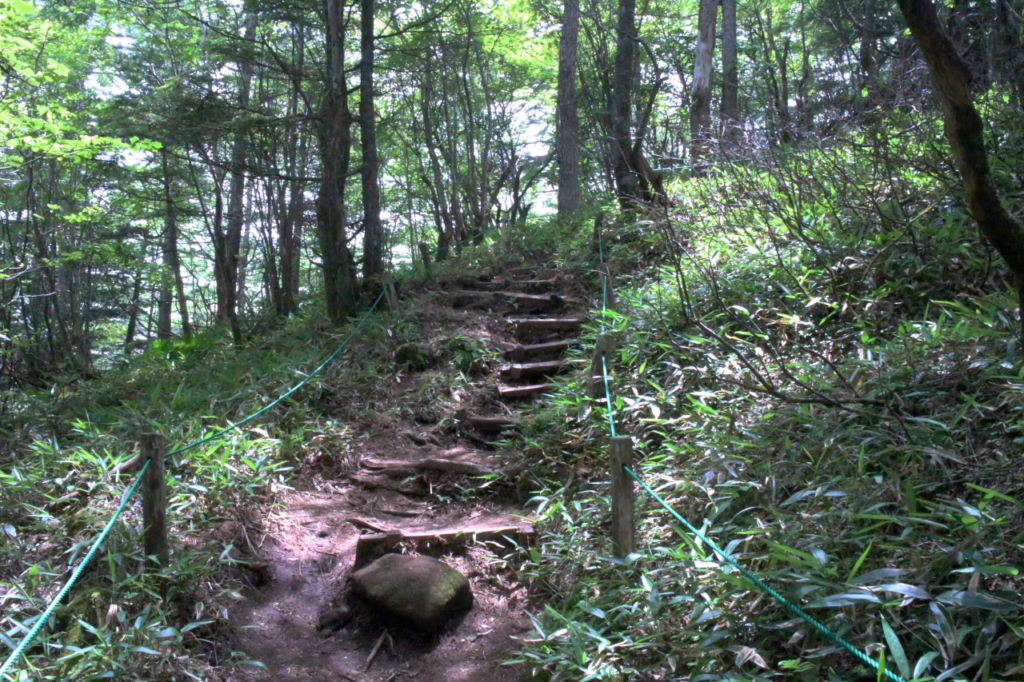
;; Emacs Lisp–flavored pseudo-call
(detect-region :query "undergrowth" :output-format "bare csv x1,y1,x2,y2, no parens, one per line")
508,136,1024,681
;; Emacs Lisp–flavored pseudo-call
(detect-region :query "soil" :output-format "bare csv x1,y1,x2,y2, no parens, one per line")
223,268,588,682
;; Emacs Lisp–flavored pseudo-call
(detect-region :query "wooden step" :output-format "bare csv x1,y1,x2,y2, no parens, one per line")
354,523,535,568
461,414,518,433
506,338,577,362
510,317,586,337
458,278,561,293
498,383,551,399
452,290,565,313
500,360,566,381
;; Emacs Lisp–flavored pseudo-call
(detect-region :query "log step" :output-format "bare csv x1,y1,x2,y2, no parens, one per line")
498,383,551,399
500,360,566,381
452,290,565,312
354,523,535,569
462,414,518,433
510,317,586,337
458,278,561,293
506,338,578,362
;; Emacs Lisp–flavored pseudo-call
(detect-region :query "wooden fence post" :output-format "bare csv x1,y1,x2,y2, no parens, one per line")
417,242,433,275
383,274,400,313
609,436,635,558
140,433,168,571
598,263,617,313
587,333,615,399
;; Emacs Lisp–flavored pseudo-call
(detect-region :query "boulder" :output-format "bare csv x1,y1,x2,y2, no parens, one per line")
395,343,435,371
351,554,473,632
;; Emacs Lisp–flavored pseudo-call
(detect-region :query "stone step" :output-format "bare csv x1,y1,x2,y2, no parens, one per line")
500,360,566,381
506,338,578,362
452,290,565,313
498,383,551,399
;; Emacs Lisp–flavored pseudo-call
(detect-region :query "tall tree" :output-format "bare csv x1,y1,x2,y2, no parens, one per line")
719,0,739,138
360,0,383,283
690,0,718,165
556,0,582,216
896,0,1024,334
317,0,358,323
610,0,640,208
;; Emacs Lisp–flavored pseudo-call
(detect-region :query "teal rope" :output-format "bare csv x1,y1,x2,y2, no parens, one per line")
601,355,616,438
166,290,386,458
0,460,151,679
624,466,906,682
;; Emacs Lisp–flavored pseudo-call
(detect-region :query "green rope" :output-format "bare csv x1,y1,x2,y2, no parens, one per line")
601,356,616,438
0,460,151,679
624,466,906,682
166,290,386,458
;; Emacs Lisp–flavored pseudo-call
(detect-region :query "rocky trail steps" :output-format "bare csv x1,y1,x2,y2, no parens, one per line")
227,265,588,682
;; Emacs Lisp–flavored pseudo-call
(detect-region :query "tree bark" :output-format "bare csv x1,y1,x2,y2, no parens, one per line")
610,0,640,209
556,0,582,216
690,0,718,166
896,0,1024,335
719,0,739,139
317,0,358,323
159,149,190,340
222,13,257,343
360,0,384,283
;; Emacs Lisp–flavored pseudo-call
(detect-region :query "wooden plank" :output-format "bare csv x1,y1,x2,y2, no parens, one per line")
498,383,551,399
464,414,518,432
510,317,586,334
506,338,577,362
354,523,536,569
609,437,635,558
500,359,566,381
362,457,493,476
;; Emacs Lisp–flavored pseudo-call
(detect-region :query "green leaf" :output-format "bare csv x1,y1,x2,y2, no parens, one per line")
847,541,872,583
881,617,911,680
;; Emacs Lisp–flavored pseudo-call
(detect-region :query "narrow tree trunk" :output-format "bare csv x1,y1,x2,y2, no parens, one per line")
860,0,878,110
896,0,1024,336
556,0,582,216
360,0,383,283
720,0,739,139
223,13,257,343
158,149,190,340
610,0,640,209
690,0,718,166
124,262,144,355
317,0,358,323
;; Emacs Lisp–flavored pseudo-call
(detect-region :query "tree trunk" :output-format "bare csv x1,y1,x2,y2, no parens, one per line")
719,0,739,139
896,0,1024,336
124,263,144,355
222,13,257,343
859,0,878,109
556,0,582,216
279,27,305,317
690,0,718,166
159,149,190,340
360,0,384,283
610,0,640,209
317,0,358,323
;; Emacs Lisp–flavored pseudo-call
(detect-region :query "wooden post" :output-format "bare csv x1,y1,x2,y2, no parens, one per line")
609,436,635,558
588,333,615,399
598,263,617,313
383,274,400,313
591,210,606,254
140,433,168,571
417,242,433,275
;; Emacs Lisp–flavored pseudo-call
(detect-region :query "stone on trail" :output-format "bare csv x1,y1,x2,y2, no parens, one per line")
351,554,473,632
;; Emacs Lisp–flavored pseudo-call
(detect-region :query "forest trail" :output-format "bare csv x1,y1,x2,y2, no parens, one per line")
226,266,586,682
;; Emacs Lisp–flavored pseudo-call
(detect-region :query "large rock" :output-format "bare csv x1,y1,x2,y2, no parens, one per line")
351,554,472,632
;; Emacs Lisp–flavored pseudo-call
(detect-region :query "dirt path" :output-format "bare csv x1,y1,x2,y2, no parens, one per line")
225,268,585,682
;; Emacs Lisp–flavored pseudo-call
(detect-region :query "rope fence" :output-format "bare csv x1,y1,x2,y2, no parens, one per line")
0,226,500,679
589,216,908,682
